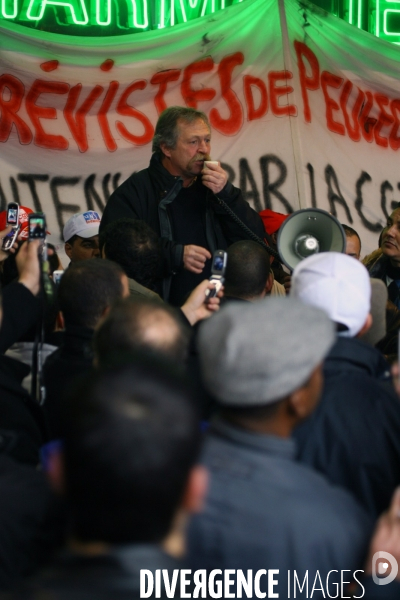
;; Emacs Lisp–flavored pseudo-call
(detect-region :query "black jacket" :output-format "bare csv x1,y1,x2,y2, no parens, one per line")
42,326,94,439
100,153,265,301
294,336,400,518
20,544,181,599
0,455,64,591
0,355,46,465
366,252,400,306
0,280,49,463
0,283,41,353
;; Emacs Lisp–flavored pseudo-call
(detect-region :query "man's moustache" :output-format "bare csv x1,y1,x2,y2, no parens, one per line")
192,154,212,162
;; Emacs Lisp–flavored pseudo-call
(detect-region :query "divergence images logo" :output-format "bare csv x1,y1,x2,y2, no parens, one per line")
372,551,398,585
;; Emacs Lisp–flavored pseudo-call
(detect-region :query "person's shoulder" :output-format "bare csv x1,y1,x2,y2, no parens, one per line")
202,427,364,517
323,338,395,399
42,346,64,371
115,167,152,192
363,249,387,275
287,461,372,536
128,278,162,301
21,546,179,600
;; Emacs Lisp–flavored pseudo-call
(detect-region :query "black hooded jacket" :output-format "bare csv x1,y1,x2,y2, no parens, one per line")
100,153,265,302
294,336,400,519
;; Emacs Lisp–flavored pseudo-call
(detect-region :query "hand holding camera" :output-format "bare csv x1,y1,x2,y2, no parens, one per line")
205,249,227,299
1,203,21,253
15,211,48,296
181,278,223,326
16,239,42,296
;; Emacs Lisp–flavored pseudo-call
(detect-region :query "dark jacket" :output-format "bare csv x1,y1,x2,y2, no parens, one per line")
188,418,371,599
100,153,265,301
294,336,400,518
19,544,181,599
0,283,41,353
0,355,46,465
366,252,389,283
0,281,49,463
366,252,400,307
42,326,94,439
0,455,64,591
363,577,400,599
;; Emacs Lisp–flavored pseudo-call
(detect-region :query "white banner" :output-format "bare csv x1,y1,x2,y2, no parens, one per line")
1,0,400,260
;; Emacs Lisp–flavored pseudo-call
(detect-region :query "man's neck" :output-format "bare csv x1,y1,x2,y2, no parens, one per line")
68,537,109,556
68,513,187,559
223,413,292,438
389,257,400,270
161,156,195,188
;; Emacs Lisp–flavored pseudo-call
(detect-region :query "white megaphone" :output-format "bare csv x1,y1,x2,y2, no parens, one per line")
277,208,346,271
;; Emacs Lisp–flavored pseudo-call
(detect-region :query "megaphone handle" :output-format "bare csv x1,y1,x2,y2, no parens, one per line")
214,196,282,262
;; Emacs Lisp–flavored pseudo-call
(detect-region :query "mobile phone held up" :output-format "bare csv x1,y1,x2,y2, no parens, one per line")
2,203,20,251
205,249,227,299
28,213,47,241
52,270,64,286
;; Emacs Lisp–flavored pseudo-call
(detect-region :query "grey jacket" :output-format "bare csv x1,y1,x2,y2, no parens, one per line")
188,418,372,598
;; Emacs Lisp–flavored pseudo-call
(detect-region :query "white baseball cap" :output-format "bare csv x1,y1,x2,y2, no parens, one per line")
291,252,371,338
63,211,101,242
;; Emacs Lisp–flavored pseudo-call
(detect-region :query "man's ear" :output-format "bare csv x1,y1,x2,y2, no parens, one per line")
46,447,65,496
288,364,323,421
65,242,72,260
180,465,208,514
289,386,311,420
160,144,172,159
56,311,65,331
357,313,373,338
265,272,274,296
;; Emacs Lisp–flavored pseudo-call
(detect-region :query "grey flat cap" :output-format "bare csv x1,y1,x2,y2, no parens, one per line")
198,297,335,406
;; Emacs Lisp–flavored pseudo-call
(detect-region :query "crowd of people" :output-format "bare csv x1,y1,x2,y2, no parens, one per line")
1,106,400,598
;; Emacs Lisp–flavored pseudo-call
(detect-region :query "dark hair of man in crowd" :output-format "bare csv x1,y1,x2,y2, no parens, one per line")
47,243,61,275
61,359,201,543
99,218,162,289
342,225,362,248
152,106,210,154
94,297,190,368
58,259,125,329
224,240,271,300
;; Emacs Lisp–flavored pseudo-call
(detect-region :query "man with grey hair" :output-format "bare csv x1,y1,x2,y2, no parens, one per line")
189,298,371,598
100,106,264,306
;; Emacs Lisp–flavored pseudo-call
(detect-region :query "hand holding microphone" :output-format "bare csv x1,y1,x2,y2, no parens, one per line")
202,160,228,194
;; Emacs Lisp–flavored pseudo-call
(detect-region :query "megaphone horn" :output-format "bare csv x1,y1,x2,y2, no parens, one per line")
277,208,346,271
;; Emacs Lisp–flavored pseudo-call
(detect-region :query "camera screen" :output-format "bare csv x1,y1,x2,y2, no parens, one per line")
213,256,224,271
29,217,46,239
7,208,18,226
52,271,64,285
